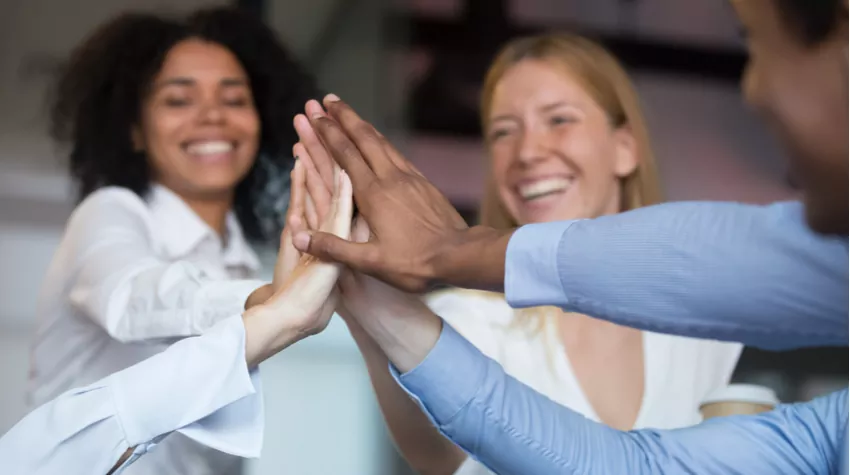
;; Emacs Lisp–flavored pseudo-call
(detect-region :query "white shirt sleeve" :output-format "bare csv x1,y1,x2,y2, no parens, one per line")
63,189,265,342
0,315,264,475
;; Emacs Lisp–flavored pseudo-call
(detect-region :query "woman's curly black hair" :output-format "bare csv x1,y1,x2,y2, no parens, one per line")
50,7,320,242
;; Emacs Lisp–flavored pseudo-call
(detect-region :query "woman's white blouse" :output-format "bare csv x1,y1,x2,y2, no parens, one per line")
425,289,744,475
28,184,266,475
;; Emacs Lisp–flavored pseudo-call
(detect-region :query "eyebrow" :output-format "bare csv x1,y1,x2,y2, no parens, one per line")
540,101,578,112
153,76,249,91
488,101,579,124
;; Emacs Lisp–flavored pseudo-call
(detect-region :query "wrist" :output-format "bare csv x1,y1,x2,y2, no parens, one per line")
241,304,302,367
354,300,442,373
431,226,514,291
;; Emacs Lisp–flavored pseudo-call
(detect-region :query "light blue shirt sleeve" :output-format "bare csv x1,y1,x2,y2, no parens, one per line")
505,201,849,350
397,323,849,475
0,315,264,475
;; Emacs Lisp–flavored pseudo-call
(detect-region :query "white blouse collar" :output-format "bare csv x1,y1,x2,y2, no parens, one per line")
147,184,261,272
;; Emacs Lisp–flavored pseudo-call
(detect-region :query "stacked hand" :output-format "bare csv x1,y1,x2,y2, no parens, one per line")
291,102,443,371
246,93,509,371
241,157,354,367
291,96,513,293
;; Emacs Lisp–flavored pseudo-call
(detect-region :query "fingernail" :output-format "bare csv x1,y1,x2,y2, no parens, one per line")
325,93,340,102
311,112,324,120
293,231,312,251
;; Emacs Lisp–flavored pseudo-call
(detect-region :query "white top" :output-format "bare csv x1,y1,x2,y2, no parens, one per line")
425,289,743,475
28,184,266,475
3,315,263,475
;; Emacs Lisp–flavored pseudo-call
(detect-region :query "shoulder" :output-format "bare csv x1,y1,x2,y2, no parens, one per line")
65,187,153,244
71,186,150,222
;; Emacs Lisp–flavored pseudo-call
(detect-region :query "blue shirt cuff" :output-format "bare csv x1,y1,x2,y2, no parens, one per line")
391,322,489,427
504,220,579,308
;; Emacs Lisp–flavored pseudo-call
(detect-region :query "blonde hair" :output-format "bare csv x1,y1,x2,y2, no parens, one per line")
479,33,663,333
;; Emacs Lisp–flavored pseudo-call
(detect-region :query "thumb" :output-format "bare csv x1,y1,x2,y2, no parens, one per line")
293,230,377,272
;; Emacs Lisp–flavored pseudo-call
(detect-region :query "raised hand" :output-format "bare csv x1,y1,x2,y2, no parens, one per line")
292,96,513,293
241,164,354,366
290,139,442,372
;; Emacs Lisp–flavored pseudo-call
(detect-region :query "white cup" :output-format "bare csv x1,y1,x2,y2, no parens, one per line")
699,384,781,420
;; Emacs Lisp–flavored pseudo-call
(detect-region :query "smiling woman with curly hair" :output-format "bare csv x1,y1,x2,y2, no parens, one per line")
29,7,317,475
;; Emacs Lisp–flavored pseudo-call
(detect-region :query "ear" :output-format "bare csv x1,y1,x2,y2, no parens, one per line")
612,125,639,178
130,125,144,152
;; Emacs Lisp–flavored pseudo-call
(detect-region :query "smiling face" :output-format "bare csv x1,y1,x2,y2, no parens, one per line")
133,38,260,201
485,59,638,225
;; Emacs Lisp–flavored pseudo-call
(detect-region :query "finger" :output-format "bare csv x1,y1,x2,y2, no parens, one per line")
294,112,335,192
308,113,376,202
322,170,354,239
287,159,307,234
351,215,371,243
294,142,333,222
304,193,319,230
322,95,397,177
275,226,301,284
293,230,377,274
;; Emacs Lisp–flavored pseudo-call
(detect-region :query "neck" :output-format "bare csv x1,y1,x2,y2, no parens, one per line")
182,192,233,238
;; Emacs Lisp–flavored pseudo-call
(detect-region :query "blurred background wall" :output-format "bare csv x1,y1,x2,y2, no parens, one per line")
0,0,845,474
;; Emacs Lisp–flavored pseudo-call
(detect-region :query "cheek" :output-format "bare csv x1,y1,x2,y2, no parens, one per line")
237,108,261,143
555,127,616,178
143,109,189,152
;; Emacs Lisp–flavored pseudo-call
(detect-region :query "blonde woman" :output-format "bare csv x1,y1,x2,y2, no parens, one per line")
289,34,743,475
421,34,743,474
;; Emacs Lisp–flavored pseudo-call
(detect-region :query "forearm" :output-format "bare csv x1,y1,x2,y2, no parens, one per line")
505,201,849,350
74,261,264,343
397,324,845,475
431,226,514,292
349,299,442,374
242,306,300,368
0,315,263,475
346,319,465,474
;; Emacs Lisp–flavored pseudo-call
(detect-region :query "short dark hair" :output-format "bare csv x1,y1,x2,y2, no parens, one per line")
774,0,847,45
50,7,319,242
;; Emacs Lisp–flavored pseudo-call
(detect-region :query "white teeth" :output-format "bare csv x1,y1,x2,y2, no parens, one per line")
186,141,234,156
518,178,572,200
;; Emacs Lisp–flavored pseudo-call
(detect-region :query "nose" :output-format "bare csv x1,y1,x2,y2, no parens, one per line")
516,127,548,167
198,101,226,125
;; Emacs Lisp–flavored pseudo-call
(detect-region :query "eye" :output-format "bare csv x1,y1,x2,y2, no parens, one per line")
164,97,191,107
549,115,576,126
223,95,251,108
488,128,512,142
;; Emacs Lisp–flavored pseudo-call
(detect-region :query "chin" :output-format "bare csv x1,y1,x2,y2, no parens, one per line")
188,178,242,197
